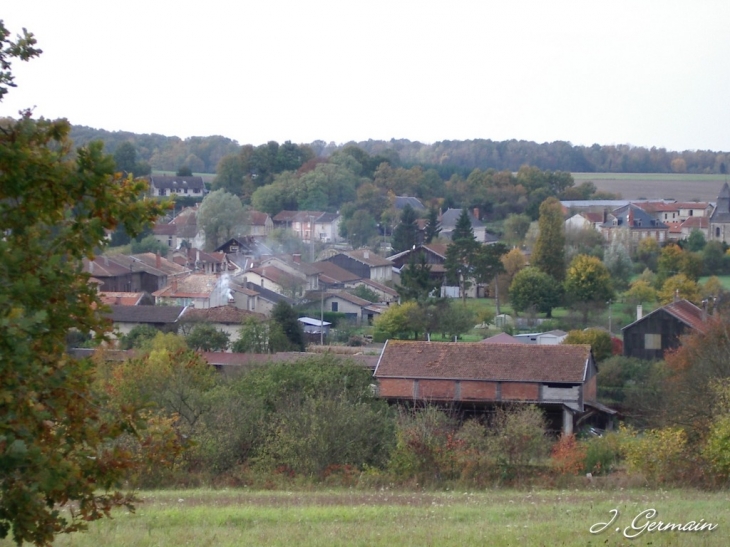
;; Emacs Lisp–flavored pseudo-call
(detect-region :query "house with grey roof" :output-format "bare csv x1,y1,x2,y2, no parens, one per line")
601,203,668,248
105,305,187,338
439,208,486,243
323,249,393,282
148,175,205,198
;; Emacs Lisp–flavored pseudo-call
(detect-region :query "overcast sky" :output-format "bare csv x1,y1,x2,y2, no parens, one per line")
3,1,729,152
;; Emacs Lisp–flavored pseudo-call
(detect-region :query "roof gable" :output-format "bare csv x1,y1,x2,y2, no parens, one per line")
621,298,707,334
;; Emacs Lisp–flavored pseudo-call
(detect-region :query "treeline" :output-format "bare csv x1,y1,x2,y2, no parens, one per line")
342,138,730,175
69,126,240,173
69,126,730,176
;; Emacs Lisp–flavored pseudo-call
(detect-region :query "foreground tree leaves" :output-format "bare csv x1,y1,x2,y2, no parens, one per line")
0,28,169,543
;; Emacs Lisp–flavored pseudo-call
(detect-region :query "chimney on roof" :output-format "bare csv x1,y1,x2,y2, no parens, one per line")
172,277,178,293
363,251,369,259
637,304,643,321
473,207,479,220
89,260,94,274
674,289,679,302
156,251,161,269
293,253,301,263
603,208,608,224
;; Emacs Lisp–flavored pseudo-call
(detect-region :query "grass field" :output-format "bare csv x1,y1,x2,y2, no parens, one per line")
23,488,730,547
572,172,728,202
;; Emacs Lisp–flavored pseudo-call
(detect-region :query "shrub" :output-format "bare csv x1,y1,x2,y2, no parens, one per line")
618,425,689,485
388,406,461,485
582,433,621,476
551,434,586,476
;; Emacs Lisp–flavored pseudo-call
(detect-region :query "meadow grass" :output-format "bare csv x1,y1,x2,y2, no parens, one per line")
28,488,730,547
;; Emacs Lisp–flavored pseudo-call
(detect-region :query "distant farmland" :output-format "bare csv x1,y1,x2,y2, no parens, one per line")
572,173,729,201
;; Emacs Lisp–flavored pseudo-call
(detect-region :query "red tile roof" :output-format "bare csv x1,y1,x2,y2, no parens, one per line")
479,333,522,344
681,217,708,229
662,299,707,334
313,261,362,283
99,292,148,306
374,341,591,383
345,249,393,267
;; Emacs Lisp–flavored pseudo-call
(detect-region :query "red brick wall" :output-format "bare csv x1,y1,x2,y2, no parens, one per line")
460,381,498,401
419,379,456,400
583,375,597,403
502,382,539,401
378,378,414,398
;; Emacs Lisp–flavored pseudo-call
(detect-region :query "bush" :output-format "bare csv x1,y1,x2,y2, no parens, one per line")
551,435,587,476
388,406,461,485
582,433,621,476
617,425,690,485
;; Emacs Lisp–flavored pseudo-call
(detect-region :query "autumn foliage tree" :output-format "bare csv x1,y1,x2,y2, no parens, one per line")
0,23,168,546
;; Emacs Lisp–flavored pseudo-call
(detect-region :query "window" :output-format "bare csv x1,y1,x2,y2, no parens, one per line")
689,210,693,216
717,227,721,238
158,188,166,196
168,236,172,247
331,302,339,312
645,333,661,350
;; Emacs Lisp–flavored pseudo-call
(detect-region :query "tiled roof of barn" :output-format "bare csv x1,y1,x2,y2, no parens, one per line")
374,341,591,383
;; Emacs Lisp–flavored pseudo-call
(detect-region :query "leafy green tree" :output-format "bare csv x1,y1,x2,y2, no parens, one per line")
686,229,707,252
531,197,566,282
703,241,728,276
397,253,440,302
625,279,657,306
119,324,159,350
271,301,306,351
564,254,614,322
130,234,169,256
232,317,288,353
502,213,532,247
444,209,480,304
197,189,247,250
439,301,476,340
658,274,700,305
213,154,246,196
656,243,684,285
0,24,168,545
562,329,613,362
635,237,661,272
509,267,562,317
603,237,633,291
176,165,193,177
373,301,419,341
424,207,441,243
472,243,507,290
185,323,230,352
113,141,137,175
342,210,378,248
391,204,419,253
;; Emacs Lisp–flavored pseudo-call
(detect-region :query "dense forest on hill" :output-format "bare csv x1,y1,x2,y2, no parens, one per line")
68,125,730,176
